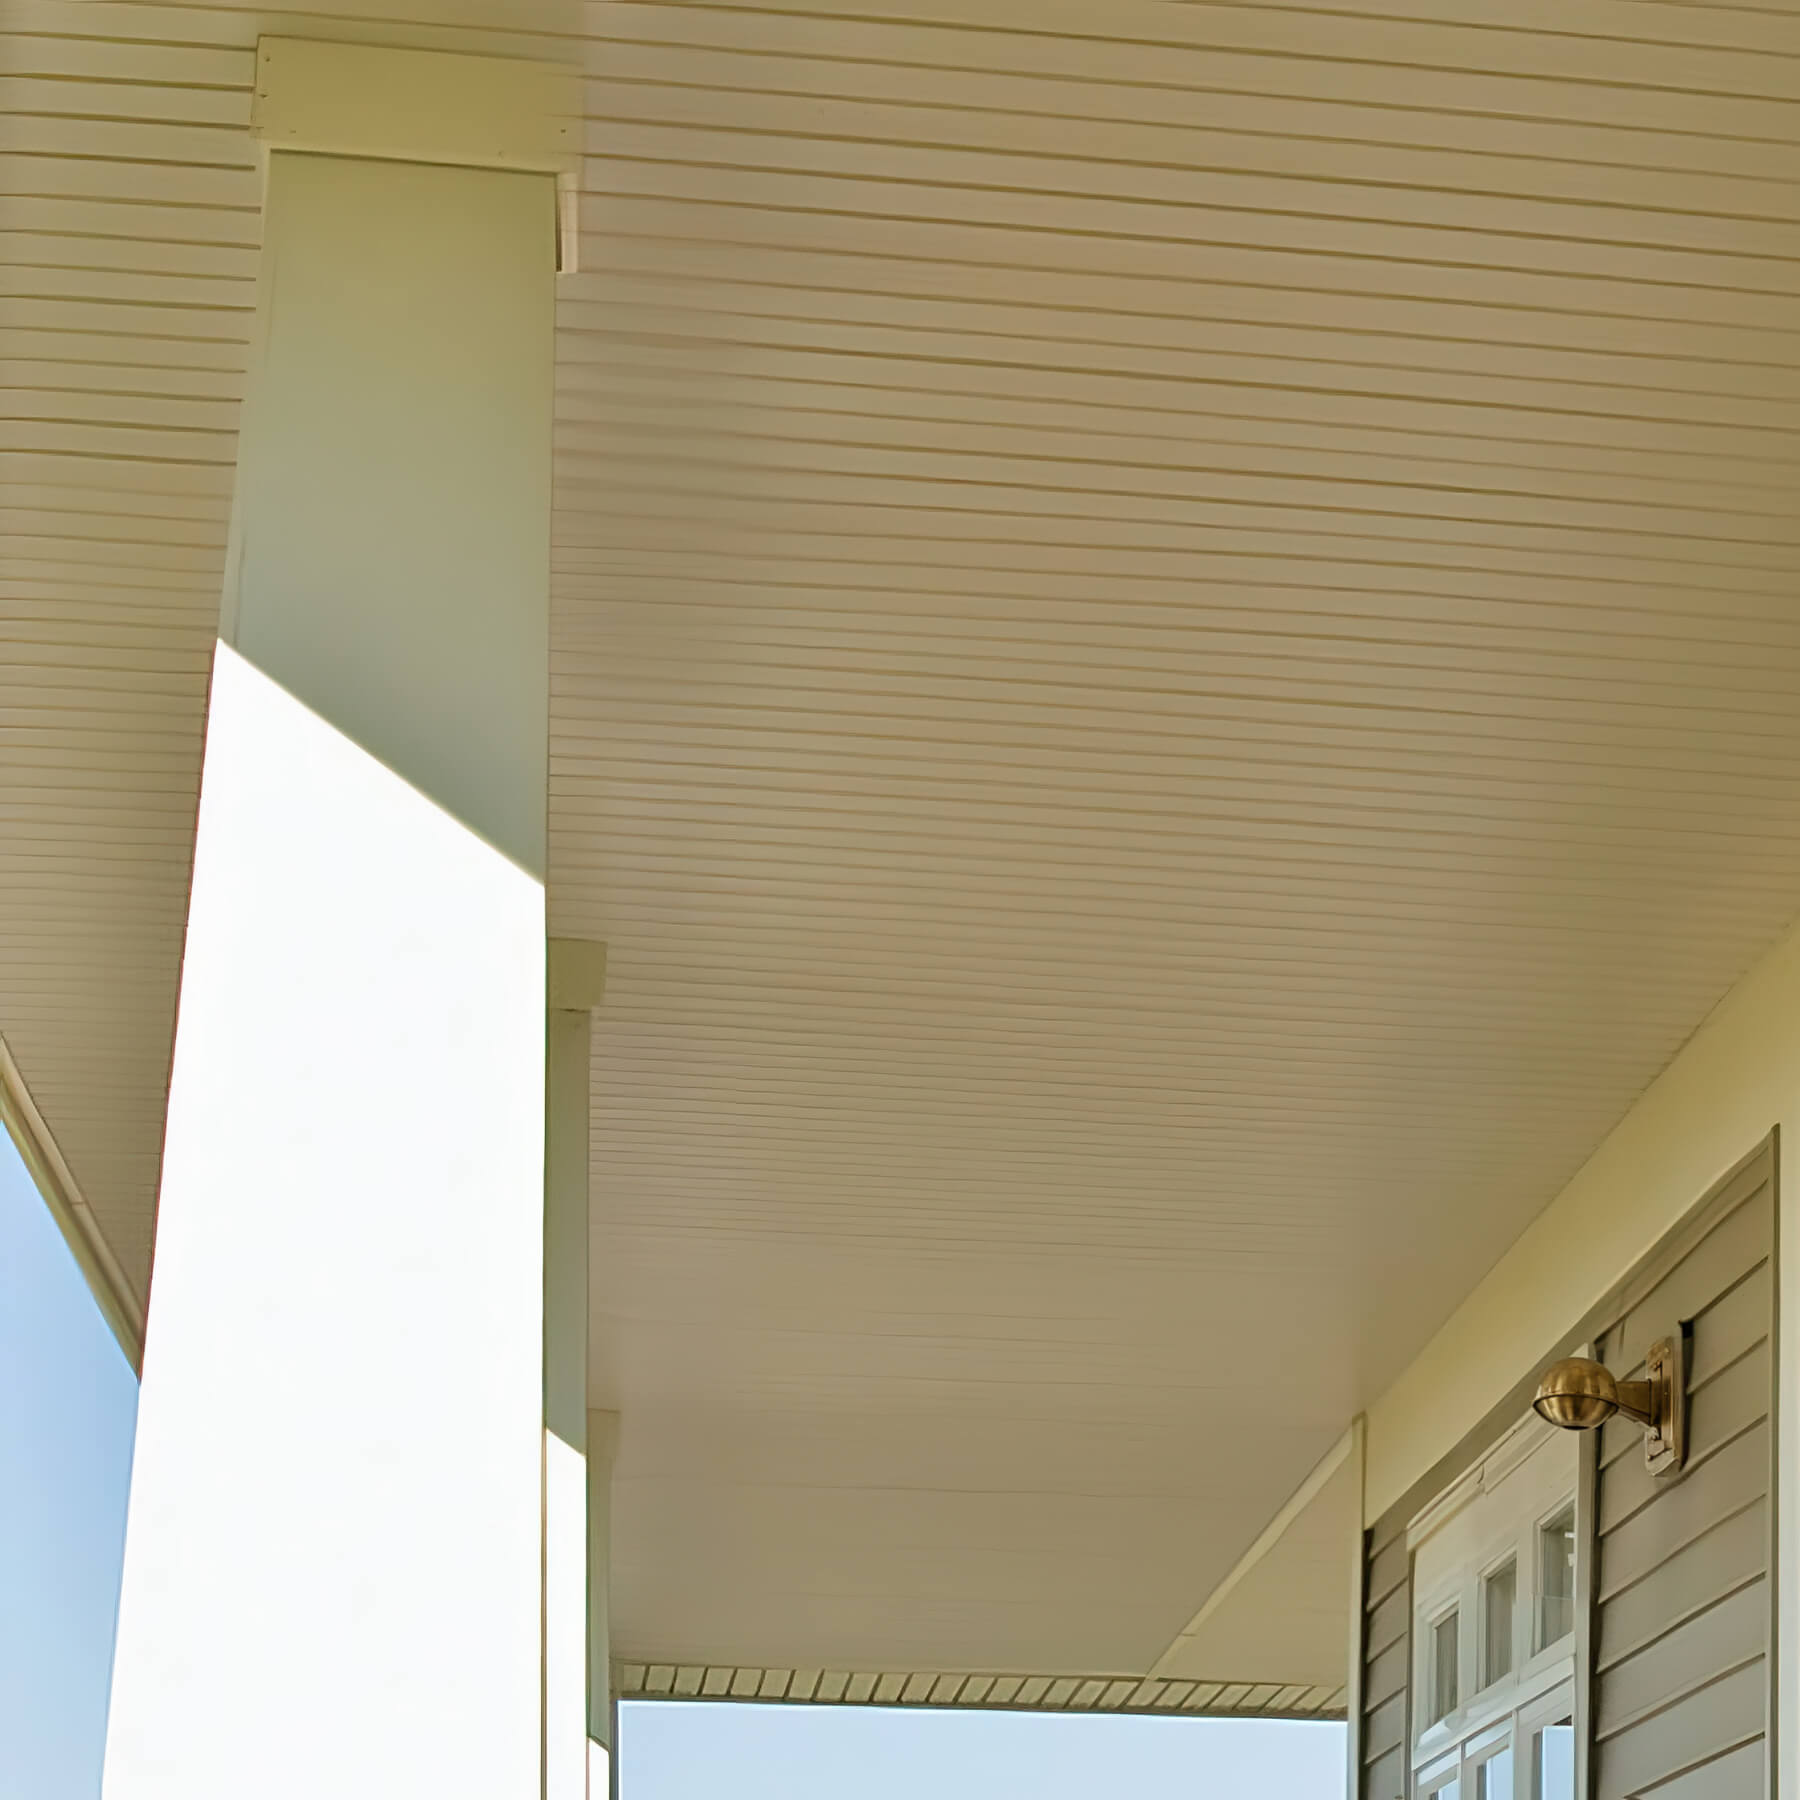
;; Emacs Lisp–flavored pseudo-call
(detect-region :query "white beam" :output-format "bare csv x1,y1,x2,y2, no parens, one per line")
1150,1426,1357,1679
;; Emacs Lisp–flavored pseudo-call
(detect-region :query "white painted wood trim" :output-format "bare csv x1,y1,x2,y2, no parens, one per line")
251,39,579,176
1150,1425,1356,1678
548,939,608,1013
1344,1415,1367,1800
1404,1409,1559,1553
589,1409,620,1749
0,1034,144,1370
251,37,581,269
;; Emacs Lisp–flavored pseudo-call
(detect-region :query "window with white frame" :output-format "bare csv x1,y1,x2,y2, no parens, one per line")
1536,1505,1576,1651
1407,1416,1580,1800
1429,1607,1460,1726
1481,1559,1515,1687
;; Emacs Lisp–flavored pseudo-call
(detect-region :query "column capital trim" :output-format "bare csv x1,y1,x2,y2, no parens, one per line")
549,939,608,1013
251,38,579,178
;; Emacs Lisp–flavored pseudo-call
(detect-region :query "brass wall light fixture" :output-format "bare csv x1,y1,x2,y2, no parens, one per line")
1532,1333,1687,1477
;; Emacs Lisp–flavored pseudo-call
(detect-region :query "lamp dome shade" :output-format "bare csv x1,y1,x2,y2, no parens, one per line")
1533,1357,1619,1431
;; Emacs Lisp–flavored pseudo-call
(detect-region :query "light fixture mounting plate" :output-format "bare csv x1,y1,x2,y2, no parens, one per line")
1642,1332,1687,1477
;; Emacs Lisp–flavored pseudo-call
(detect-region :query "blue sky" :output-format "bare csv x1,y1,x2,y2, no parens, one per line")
0,1140,139,1800
622,1701,1344,1798
2,1138,1343,1796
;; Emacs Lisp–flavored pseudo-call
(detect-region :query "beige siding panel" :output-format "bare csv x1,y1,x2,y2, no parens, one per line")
1598,1504,1764,1670
1594,1580,1767,1743
1637,1739,1765,1800
1364,1640,1405,1713
1594,1658,1767,1800
1591,1152,1772,1798
1363,1744,1404,1800
1363,1689,1403,1763
1360,1511,1408,1797
1598,1426,1768,1602
1689,1269,1776,1386
1598,1348,1770,1537
1365,1535,1408,1609
1606,1179,1775,1375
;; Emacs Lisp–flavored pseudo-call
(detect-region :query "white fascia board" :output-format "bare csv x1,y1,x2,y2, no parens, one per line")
0,1035,144,1370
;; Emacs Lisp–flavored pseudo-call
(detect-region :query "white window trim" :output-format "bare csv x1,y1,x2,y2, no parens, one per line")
1531,1498,1578,1663
1429,1602,1462,1731
1409,1421,1583,1795
1414,1675,1575,1800
1477,1551,1520,1693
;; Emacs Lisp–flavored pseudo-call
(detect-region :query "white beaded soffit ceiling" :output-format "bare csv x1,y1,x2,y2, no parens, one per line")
9,0,1800,1694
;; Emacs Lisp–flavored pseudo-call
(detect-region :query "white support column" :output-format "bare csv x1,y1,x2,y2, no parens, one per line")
103,43,575,1800
590,1409,621,1796
546,942,606,1800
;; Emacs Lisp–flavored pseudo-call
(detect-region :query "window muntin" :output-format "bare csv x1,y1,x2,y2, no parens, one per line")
1473,1745,1513,1800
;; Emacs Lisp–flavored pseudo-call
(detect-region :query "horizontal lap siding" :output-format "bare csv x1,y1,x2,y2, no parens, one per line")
1591,1150,1773,1800
1361,1520,1409,1800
